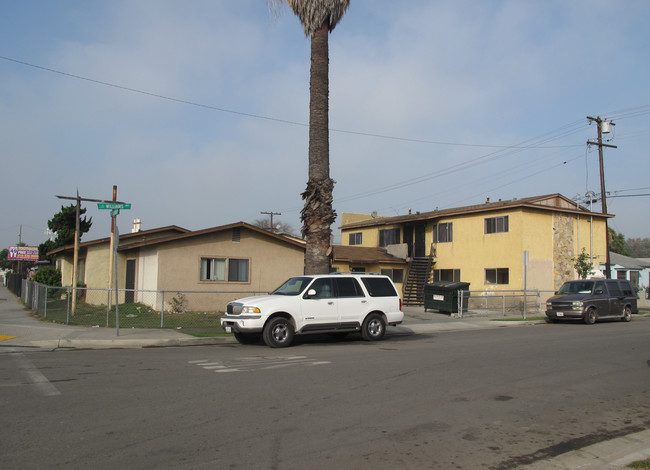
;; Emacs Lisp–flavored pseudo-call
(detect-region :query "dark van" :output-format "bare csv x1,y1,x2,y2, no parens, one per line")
545,279,638,324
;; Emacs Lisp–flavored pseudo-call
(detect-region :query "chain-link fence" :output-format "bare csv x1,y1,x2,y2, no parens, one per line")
458,289,555,318
23,280,265,331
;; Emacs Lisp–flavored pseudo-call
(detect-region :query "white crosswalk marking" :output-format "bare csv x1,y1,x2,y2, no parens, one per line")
189,355,331,373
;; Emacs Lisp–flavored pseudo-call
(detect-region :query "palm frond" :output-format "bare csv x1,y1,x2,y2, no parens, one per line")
269,0,350,37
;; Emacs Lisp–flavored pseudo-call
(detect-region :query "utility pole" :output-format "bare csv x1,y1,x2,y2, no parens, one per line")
107,185,117,308
260,211,281,231
56,189,127,314
587,116,616,279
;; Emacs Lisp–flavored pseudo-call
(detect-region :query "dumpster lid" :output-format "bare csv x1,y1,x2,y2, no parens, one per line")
427,281,470,290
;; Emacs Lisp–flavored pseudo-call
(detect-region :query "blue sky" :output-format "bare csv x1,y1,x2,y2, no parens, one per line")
2,0,649,252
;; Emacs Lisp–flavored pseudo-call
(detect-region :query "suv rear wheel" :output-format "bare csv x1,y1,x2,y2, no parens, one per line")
362,313,386,341
263,317,294,348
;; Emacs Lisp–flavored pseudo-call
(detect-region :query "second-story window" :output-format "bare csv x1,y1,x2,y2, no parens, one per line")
379,228,400,247
485,216,509,234
433,222,453,243
348,232,362,245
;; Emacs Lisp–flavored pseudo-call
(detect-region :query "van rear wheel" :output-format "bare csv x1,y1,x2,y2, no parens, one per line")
622,306,632,322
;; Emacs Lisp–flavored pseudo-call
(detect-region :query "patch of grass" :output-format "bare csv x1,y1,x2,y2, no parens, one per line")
180,330,231,338
628,459,650,469
38,299,223,329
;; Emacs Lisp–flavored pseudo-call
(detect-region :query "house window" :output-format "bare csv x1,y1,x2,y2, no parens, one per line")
433,223,453,243
379,228,400,247
485,268,509,285
485,216,509,234
201,258,226,281
200,258,249,282
228,259,249,282
433,269,460,282
381,268,404,283
351,267,366,273
349,232,363,246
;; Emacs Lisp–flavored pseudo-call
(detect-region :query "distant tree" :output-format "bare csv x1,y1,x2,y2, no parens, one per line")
39,204,92,262
608,228,629,256
573,248,595,279
252,218,297,235
625,237,650,258
0,249,12,271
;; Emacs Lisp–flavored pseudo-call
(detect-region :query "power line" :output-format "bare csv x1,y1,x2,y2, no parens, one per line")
0,54,586,150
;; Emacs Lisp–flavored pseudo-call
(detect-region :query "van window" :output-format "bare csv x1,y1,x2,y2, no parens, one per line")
619,281,634,296
606,280,621,297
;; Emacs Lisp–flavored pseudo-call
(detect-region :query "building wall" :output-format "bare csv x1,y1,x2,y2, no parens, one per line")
340,207,609,293
154,228,304,312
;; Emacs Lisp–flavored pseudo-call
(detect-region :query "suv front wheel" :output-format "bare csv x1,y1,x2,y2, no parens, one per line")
263,317,295,348
362,313,386,341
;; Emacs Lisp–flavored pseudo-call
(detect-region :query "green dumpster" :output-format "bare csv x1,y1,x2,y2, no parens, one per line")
424,281,470,313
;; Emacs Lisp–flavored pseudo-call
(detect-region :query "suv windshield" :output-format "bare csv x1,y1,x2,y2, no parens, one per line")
272,277,313,296
557,281,594,295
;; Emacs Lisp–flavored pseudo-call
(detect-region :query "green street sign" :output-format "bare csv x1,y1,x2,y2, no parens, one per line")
97,203,131,210
111,209,120,217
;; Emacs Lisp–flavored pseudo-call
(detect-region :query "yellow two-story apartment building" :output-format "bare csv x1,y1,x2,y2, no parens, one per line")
338,194,611,304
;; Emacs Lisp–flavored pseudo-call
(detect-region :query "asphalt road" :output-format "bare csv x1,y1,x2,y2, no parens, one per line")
2,319,649,469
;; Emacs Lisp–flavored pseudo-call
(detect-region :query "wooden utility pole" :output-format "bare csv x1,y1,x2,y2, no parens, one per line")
56,188,126,314
261,211,282,231
107,185,117,308
587,116,617,279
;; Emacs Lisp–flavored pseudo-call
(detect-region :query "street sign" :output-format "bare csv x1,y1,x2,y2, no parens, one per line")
97,203,131,210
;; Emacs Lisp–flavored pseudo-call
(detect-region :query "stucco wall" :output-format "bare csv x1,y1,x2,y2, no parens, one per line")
155,228,304,312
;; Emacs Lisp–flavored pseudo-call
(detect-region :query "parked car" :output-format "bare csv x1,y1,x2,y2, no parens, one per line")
221,273,404,347
545,279,638,324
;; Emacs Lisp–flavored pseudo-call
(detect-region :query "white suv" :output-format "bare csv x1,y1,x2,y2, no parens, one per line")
221,273,404,348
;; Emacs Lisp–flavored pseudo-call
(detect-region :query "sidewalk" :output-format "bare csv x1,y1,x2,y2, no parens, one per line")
1,285,648,469
0,285,541,351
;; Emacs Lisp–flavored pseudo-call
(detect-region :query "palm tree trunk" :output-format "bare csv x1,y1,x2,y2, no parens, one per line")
302,22,336,274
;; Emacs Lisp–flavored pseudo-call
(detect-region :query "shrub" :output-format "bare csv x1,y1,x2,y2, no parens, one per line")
34,267,62,287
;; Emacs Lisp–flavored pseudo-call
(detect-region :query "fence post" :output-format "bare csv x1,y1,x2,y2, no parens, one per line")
160,291,165,328
106,289,110,327
43,285,47,318
66,287,71,324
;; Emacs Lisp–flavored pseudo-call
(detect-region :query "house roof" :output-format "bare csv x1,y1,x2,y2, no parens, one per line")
331,245,406,266
608,252,650,270
47,225,190,255
117,222,306,251
49,222,305,256
341,193,613,230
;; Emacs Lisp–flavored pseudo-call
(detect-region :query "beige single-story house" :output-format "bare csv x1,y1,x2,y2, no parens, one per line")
51,222,306,312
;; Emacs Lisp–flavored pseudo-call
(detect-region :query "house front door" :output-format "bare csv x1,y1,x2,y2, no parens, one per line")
125,259,135,303
415,224,426,257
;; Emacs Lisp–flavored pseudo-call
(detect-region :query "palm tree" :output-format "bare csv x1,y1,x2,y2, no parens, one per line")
270,0,350,274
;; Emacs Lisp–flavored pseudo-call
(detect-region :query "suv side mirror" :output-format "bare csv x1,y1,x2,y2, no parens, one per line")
595,289,604,295
306,289,317,298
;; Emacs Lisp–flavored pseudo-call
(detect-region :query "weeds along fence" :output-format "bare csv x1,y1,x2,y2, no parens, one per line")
24,280,265,330
459,289,556,318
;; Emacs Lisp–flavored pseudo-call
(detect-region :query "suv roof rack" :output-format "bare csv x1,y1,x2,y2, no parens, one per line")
329,272,383,275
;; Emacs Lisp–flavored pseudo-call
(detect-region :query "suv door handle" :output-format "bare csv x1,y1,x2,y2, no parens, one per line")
328,301,334,305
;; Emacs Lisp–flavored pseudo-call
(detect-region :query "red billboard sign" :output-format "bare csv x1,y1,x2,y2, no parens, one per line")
7,246,39,261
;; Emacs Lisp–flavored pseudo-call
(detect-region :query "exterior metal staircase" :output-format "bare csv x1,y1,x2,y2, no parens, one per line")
402,256,434,306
